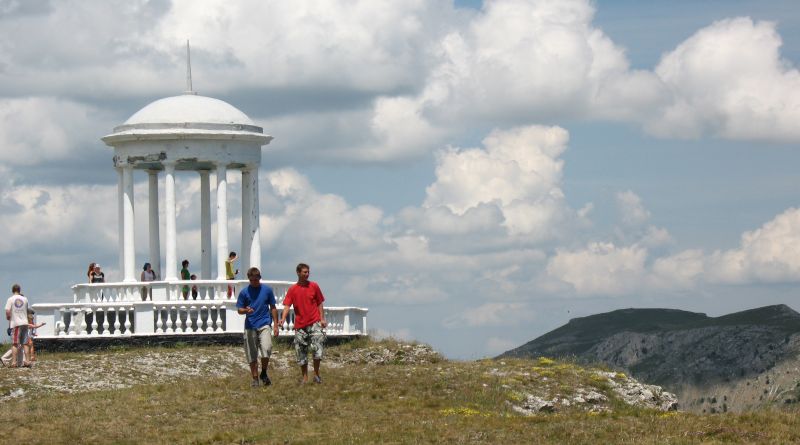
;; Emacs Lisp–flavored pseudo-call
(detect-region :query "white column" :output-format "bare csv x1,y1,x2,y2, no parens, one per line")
164,162,178,281
122,166,136,283
240,168,252,270
147,170,161,279
216,163,228,280
117,167,124,280
200,170,212,280
249,166,261,270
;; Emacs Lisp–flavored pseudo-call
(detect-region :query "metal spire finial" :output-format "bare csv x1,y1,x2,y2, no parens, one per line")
184,40,197,95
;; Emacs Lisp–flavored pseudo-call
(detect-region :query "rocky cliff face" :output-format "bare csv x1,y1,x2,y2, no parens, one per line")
500,304,800,412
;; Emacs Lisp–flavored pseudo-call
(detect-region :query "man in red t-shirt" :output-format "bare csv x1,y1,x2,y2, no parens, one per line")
279,263,328,384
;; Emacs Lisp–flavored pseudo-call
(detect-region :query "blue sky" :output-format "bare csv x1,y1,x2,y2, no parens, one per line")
0,0,799,358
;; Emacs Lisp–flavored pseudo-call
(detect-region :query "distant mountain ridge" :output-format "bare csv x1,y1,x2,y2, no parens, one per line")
499,304,800,411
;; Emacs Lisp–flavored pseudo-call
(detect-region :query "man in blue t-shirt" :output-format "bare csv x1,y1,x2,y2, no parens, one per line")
236,267,279,387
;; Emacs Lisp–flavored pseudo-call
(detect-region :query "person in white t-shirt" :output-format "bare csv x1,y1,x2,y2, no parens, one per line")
5,284,31,367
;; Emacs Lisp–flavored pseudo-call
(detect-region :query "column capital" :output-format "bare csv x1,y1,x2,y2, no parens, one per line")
242,163,259,173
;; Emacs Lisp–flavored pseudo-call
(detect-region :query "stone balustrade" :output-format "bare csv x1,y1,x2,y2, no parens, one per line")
32,280,368,340
72,280,294,304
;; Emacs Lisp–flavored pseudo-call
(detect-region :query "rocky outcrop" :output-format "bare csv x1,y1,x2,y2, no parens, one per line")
509,369,677,415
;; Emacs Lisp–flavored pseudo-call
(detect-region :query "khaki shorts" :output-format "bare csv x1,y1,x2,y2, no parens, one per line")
243,325,273,363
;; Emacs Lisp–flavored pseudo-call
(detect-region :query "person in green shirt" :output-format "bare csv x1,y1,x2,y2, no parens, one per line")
181,259,191,299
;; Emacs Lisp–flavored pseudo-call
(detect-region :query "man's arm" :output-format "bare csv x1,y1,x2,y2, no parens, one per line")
271,304,279,335
236,295,253,315
318,303,327,328
279,305,290,327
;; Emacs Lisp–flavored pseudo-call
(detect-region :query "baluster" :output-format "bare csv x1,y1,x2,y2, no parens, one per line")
79,309,88,335
186,306,196,333
177,305,186,333
104,307,112,334
124,307,132,334
67,310,76,336
162,305,170,332
155,307,164,333
86,309,96,335
211,305,221,332
199,305,208,332
112,307,120,335
74,309,83,335
209,305,217,332
98,309,107,334
58,307,67,336
166,305,173,332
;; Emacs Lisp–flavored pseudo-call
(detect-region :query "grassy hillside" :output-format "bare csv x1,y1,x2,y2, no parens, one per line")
2,339,800,444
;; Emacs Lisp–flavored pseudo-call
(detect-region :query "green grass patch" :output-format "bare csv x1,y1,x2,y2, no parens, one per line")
1,340,799,443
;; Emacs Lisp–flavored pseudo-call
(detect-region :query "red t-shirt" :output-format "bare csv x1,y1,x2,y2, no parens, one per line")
284,281,325,329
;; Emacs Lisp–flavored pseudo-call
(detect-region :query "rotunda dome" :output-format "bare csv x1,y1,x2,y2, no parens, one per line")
103,92,270,146
124,94,255,126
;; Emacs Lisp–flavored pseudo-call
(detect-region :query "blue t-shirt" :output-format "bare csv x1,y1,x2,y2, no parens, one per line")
236,284,276,330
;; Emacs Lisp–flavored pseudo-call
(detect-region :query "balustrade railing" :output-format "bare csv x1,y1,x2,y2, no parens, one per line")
31,300,368,340
72,280,293,303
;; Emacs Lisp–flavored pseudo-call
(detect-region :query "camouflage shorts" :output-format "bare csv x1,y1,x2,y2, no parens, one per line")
294,322,326,365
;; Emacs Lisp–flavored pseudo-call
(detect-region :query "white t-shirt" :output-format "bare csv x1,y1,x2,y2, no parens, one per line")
5,294,28,328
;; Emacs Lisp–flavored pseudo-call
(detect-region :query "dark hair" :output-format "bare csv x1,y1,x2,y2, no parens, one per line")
246,267,261,279
143,262,151,271
11,284,20,293
87,262,96,276
229,251,237,258
182,259,189,267
190,274,197,280
296,263,310,273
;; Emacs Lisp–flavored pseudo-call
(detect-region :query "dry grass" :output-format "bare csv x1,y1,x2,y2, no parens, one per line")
1,340,799,444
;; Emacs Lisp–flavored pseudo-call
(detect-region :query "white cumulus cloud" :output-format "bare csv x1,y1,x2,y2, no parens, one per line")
649,17,800,141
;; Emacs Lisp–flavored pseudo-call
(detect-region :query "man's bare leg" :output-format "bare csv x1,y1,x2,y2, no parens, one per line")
249,361,259,379
22,344,32,366
10,344,19,368
300,363,309,383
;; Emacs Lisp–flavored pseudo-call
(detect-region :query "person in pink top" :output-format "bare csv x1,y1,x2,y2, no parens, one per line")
279,263,328,384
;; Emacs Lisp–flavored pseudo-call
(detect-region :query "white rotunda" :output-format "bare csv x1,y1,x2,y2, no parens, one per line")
30,63,368,342
102,92,271,284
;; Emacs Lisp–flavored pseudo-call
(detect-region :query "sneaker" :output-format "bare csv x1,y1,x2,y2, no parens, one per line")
251,379,260,388
260,370,271,386
313,375,322,384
